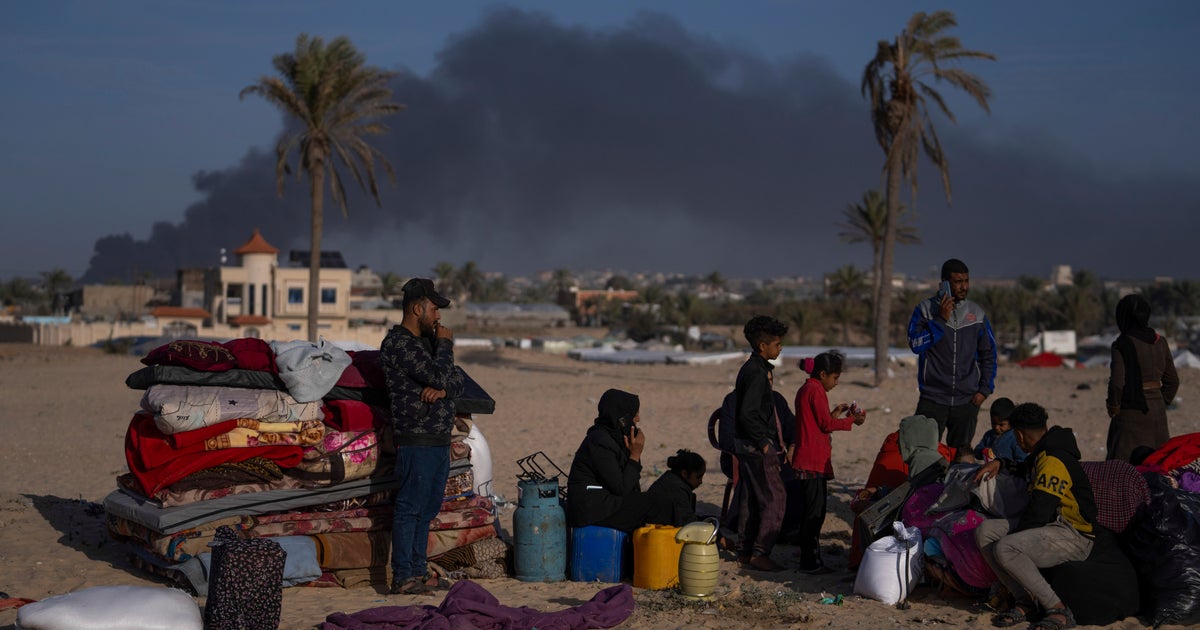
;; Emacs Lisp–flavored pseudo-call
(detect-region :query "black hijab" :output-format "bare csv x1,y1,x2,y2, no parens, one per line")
1113,294,1157,412
594,389,640,443
1115,294,1156,343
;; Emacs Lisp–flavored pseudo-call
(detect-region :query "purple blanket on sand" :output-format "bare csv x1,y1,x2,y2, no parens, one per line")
320,580,634,630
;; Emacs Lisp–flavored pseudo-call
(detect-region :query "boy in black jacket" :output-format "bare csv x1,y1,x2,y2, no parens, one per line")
732,315,788,572
973,403,1096,630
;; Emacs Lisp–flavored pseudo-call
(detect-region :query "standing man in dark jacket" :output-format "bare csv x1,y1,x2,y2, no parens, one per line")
381,278,464,595
908,258,998,450
973,403,1096,630
733,315,789,572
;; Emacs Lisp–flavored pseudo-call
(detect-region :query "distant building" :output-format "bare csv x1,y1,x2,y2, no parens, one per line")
351,265,383,297
205,229,352,334
67,284,160,321
465,303,571,328
1051,265,1073,287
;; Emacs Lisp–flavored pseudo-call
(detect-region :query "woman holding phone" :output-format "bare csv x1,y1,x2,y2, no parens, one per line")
566,388,654,531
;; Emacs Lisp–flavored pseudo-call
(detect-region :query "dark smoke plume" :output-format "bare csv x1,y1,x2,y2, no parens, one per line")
82,8,1199,283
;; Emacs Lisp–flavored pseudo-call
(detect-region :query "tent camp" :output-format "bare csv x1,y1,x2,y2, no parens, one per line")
1018,352,1067,368
1174,350,1200,369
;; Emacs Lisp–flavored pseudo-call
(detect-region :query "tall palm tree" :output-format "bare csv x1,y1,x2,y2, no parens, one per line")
862,10,995,384
837,189,920,320
241,34,402,341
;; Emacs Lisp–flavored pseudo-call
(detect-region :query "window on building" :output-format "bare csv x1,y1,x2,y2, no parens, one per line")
288,288,303,304
321,288,337,304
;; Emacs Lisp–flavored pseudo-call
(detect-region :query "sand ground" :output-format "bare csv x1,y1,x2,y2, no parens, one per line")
1,343,1195,629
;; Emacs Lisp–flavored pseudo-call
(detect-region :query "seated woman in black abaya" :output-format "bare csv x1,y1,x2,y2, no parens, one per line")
566,389,653,532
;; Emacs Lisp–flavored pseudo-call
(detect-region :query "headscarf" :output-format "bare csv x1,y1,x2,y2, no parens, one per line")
594,389,640,442
1113,294,1157,412
1115,294,1156,343
898,414,944,480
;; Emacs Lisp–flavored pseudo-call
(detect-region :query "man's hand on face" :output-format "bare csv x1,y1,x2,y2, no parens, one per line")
435,324,453,340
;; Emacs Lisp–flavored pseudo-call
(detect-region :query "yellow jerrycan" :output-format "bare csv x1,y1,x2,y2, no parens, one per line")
675,517,720,600
632,524,683,590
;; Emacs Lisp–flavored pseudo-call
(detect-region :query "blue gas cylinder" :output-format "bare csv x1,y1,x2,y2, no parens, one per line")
513,478,566,582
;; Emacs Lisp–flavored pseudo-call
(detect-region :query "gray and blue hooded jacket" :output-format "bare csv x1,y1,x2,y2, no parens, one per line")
908,296,997,406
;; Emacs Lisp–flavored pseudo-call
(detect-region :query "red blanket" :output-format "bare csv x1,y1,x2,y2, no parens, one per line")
124,413,302,496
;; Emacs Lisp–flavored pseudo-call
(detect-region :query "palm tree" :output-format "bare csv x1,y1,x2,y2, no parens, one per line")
827,265,869,344
41,268,74,315
457,261,485,303
837,189,920,320
432,261,457,296
862,10,995,384
241,34,402,341
378,272,402,300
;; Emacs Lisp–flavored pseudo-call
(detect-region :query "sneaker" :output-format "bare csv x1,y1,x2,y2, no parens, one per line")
389,576,430,595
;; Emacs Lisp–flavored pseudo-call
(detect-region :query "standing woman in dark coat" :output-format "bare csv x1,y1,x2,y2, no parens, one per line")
566,389,650,532
1106,294,1180,461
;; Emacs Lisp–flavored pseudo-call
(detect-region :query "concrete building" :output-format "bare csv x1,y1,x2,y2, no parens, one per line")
67,284,160,321
207,229,352,337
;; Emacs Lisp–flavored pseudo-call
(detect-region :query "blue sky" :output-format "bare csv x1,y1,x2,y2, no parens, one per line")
3,1,1199,282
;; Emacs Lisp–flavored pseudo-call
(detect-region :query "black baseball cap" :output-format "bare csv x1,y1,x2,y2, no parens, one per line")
401,278,450,308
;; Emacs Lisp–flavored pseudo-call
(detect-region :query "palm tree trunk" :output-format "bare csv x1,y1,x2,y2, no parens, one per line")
873,248,883,306
307,162,325,343
874,165,903,386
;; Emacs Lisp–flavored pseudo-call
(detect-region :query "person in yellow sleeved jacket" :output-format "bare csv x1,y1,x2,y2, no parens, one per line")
972,403,1098,630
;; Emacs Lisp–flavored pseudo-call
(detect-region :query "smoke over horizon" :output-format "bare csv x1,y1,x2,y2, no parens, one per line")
81,8,1200,284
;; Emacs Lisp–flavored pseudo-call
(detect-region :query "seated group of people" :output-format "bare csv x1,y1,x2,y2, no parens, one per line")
564,379,1140,630
853,398,1146,630
565,388,707,532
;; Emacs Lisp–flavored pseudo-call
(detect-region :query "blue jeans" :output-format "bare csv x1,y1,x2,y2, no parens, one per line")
391,445,450,581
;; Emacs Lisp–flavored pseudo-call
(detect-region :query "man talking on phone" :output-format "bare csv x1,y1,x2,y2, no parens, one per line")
907,258,998,451
382,277,464,595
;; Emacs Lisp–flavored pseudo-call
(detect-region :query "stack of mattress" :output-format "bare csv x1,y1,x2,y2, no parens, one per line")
104,338,501,594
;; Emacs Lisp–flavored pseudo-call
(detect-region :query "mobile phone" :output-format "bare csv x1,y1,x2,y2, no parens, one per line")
937,280,952,299
618,416,636,438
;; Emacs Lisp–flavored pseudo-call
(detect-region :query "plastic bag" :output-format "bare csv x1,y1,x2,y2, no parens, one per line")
854,522,924,606
16,585,201,630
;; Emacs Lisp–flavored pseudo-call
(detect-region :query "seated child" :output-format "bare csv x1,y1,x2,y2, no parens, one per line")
973,397,1025,463
645,450,707,527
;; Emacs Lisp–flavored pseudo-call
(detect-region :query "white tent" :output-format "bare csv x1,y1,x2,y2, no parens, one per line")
1173,349,1200,369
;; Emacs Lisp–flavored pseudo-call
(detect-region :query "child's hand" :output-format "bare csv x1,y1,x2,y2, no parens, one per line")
853,411,866,426
832,403,850,417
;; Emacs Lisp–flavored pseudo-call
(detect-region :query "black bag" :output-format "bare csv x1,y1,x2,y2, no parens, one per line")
204,525,286,630
856,459,947,542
